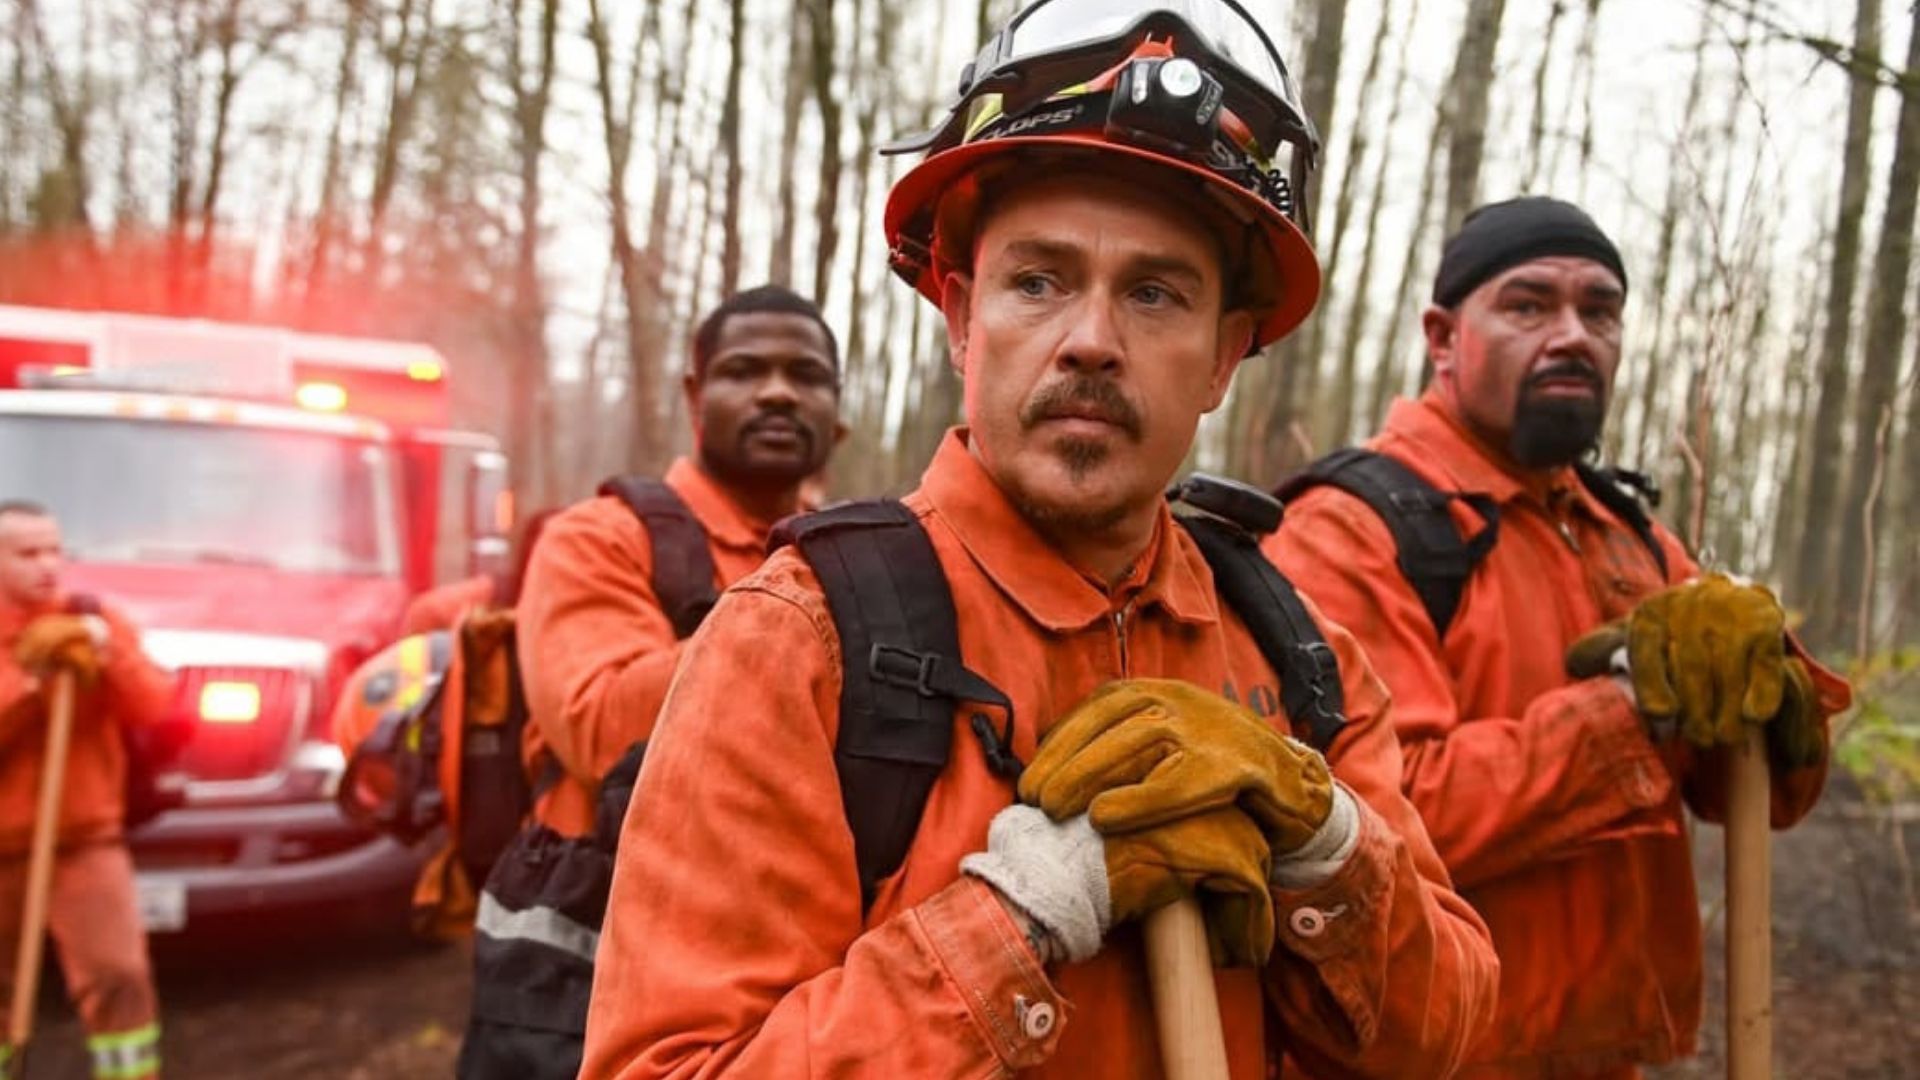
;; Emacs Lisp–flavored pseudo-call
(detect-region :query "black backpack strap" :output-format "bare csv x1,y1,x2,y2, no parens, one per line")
1574,462,1671,580
772,500,1013,914
1166,489,1348,751
596,476,720,639
1276,448,1498,638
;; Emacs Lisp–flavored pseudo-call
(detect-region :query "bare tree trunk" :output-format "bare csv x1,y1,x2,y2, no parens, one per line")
194,1,247,268
1252,0,1348,481
21,0,95,231
1568,0,1604,203
1439,0,1509,236
504,0,559,506
365,0,435,281
1835,0,1920,648
1519,0,1567,190
1624,3,1710,467
717,0,746,297
1793,0,1881,632
1368,112,1448,427
305,0,366,302
587,0,664,470
0,4,25,231
807,0,844,307
1331,0,1421,448
767,13,810,288
1767,277,1823,583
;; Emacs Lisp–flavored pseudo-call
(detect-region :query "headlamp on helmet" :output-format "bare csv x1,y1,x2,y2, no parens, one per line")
881,0,1326,350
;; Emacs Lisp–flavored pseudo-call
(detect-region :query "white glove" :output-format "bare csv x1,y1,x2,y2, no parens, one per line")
960,805,1110,964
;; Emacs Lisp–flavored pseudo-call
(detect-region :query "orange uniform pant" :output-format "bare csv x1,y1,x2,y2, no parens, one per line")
0,842,159,1079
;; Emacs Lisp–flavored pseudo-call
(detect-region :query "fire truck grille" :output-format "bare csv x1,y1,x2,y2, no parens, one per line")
171,666,307,782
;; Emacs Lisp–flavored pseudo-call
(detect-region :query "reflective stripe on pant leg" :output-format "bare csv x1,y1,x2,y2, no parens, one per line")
474,891,599,963
88,1022,160,1080
1,1040,13,1080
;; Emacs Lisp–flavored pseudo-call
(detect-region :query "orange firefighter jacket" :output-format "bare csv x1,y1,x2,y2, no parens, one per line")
1264,393,1851,1079
0,594,175,856
400,574,496,636
516,457,788,838
579,431,1497,1079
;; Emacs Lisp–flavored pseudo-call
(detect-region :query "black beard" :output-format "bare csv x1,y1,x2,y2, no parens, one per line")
1509,392,1605,468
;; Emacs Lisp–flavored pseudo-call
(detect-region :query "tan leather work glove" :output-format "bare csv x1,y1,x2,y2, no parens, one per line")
1565,575,1821,766
14,614,106,686
961,803,1276,967
1019,678,1334,855
1108,807,1275,966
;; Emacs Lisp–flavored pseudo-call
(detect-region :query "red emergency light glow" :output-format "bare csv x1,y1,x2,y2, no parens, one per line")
198,680,262,724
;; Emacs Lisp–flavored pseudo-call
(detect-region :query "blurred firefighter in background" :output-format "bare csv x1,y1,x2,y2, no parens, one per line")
0,500,175,1080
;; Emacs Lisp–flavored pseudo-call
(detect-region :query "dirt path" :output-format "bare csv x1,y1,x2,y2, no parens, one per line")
13,795,1915,1078
22,908,470,1078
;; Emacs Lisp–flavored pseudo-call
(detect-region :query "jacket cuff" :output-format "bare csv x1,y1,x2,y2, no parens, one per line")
912,877,1067,1071
1267,804,1398,1048
1577,679,1673,810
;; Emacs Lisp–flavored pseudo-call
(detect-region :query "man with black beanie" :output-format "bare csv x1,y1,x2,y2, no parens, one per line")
1265,195,1852,1076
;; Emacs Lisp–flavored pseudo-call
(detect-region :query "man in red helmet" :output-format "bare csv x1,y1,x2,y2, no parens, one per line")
580,4,1495,1077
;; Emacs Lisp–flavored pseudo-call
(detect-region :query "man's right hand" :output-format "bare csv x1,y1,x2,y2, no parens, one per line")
960,802,1275,969
14,614,106,685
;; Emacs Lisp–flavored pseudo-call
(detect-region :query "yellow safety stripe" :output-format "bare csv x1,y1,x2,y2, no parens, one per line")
88,1023,160,1080
393,635,431,711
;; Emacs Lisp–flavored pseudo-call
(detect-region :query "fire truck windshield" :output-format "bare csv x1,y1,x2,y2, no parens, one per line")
0,413,401,576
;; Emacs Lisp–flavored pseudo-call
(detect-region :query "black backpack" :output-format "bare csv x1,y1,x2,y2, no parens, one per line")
458,474,1347,1080
1274,448,1668,637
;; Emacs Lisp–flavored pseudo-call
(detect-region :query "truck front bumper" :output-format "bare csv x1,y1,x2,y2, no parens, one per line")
129,800,426,927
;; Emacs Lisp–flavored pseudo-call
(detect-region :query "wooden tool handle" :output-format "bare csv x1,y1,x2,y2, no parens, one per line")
1144,896,1230,1080
9,670,77,1048
1726,724,1772,1080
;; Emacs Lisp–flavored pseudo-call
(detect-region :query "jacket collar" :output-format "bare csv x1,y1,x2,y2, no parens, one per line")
918,429,1219,634
663,456,784,554
1379,392,1582,510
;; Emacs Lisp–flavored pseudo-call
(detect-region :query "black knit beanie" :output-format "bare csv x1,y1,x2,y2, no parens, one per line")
1431,196,1628,308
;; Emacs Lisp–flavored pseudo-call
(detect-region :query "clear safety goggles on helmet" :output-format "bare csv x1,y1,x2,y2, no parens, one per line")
883,0,1318,227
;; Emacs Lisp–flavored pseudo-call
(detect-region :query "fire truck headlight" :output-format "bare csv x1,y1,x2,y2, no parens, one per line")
295,380,349,412
198,680,262,724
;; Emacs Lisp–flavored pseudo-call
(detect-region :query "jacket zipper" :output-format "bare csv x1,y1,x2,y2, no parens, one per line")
1112,599,1134,677
1556,517,1583,555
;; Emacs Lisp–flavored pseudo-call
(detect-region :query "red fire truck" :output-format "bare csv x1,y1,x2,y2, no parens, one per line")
0,303,510,931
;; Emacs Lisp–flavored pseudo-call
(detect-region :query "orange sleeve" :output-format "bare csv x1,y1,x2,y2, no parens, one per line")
0,654,36,753
401,575,494,635
99,605,175,729
1266,493,1674,893
580,559,1065,1079
1262,597,1499,1077
515,500,688,783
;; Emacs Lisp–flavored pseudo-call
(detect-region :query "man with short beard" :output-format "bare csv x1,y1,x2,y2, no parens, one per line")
514,284,844,840
1266,196,1852,1077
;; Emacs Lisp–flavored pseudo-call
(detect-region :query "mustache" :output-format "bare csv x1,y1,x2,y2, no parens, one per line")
741,410,810,438
1523,360,1604,394
1019,376,1144,440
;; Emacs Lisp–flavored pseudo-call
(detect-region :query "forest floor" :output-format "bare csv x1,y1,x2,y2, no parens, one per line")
14,788,1917,1078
